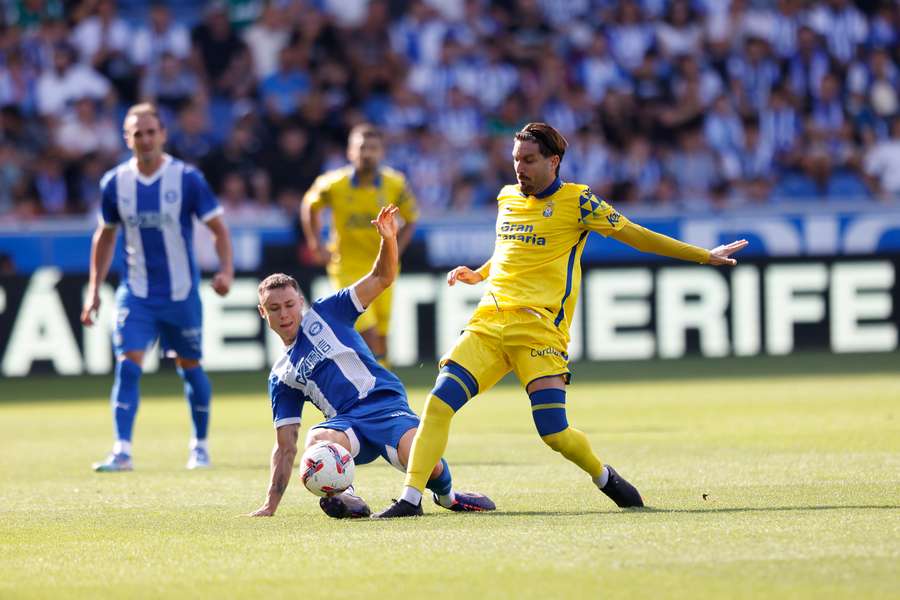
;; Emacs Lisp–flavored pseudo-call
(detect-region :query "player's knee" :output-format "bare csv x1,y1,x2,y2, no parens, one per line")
306,428,351,453
430,362,478,412
175,357,201,370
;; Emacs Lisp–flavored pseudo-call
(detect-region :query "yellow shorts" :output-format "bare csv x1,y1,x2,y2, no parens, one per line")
330,274,393,336
441,308,571,394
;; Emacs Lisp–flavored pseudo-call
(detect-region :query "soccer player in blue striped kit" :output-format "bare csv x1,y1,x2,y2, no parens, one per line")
81,103,234,472
249,205,495,519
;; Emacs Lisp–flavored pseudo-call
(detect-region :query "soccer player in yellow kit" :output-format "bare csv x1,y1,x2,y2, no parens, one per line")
373,123,748,517
301,124,418,363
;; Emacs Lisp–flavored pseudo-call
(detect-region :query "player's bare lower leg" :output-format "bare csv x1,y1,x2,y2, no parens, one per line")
528,375,643,508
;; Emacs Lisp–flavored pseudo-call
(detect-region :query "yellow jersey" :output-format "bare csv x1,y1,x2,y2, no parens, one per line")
476,178,627,340
304,165,418,277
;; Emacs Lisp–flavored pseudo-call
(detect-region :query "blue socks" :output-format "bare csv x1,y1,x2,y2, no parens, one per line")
178,365,211,441
111,358,142,444
425,458,453,497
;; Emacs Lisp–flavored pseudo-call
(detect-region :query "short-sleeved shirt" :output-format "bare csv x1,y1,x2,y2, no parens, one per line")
303,165,418,278
99,154,222,301
268,287,408,428
476,177,628,337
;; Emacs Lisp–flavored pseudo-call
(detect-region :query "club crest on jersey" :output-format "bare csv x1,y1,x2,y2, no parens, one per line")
309,321,323,336
607,212,621,227
542,201,554,217
164,190,179,203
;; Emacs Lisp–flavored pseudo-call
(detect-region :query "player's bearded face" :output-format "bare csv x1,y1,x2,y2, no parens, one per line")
348,137,383,173
513,139,557,196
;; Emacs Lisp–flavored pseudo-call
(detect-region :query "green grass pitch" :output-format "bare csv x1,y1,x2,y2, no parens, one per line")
1,354,898,599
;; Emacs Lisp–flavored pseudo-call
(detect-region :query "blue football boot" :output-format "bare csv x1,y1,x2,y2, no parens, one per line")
92,452,133,472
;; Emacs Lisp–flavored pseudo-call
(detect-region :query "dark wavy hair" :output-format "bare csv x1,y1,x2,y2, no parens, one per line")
514,122,568,176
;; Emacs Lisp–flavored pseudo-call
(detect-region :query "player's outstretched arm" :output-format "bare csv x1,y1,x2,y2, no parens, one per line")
447,260,490,286
80,224,118,326
206,216,234,296
610,221,748,266
249,424,299,517
353,205,400,308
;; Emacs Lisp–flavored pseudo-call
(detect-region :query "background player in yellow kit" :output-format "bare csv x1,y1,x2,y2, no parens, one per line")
373,123,748,517
301,124,418,364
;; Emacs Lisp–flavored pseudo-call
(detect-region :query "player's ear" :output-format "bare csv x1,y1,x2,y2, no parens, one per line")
257,304,266,320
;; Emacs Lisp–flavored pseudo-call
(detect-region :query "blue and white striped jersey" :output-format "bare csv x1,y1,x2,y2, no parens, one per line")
99,154,222,301
268,287,407,428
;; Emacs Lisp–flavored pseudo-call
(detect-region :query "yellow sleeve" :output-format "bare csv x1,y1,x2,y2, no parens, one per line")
579,193,628,236
396,178,419,223
475,260,491,280
303,175,332,212
610,221,710,264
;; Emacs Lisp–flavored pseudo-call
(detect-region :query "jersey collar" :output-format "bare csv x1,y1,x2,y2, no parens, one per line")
532,176,562,199
129,153,173,186
350,167,382,188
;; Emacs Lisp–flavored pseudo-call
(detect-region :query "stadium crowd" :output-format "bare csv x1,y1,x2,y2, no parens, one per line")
1,0,899,223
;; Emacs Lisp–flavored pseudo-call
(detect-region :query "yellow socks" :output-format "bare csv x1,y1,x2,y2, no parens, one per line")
541,427,604,479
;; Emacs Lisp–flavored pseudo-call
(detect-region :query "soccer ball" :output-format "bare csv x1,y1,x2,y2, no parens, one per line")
299,441,355,497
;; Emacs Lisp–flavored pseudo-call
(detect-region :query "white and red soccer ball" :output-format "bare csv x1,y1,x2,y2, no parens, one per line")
299,441,355,497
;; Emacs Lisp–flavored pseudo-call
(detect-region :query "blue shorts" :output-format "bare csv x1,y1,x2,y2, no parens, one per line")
114,287,203,359
310,392,420,470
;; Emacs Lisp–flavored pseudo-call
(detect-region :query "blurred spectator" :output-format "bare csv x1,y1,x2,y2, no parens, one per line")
864,118,900,201
807,0,868,66
54,96,119,162
0,49,39,114
168,101,217,165
140,51,204,113
655,0,702,60
614,134,662,204
70,0,137,103
242,1,289,80
265,121,322,202
191,1,249,96
5,0,64,30
576,33,626,105
0,142,26,216
27,151,68,214
201,121,262,195
665,128,720,207
131,2,191,69
259,44,311,123
36,42,110,118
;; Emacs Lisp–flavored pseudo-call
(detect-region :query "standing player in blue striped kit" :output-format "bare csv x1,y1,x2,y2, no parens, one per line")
81,103,234,472
249,205,495,519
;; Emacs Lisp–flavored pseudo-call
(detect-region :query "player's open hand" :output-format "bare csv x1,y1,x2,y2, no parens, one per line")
211,270,233,296
80,291,100,326
447,266,484,286
708,239,749,266
371,204,400,239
